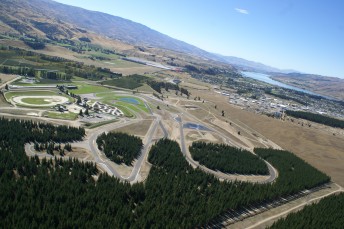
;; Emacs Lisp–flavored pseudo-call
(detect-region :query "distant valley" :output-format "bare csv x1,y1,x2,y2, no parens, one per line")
271,73,344,101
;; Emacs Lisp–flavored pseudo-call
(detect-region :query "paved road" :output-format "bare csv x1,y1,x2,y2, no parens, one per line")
245,183,344,229
178,114,187,156
20,91,167,182
177,114,277,183
0,76,21,89
159,120,169,138
125,116,160,182
81,96,165,182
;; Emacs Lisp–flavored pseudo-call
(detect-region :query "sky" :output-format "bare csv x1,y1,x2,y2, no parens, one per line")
54,0,344,78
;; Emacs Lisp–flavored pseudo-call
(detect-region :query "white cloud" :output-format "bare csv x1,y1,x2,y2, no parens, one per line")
235,8,249,15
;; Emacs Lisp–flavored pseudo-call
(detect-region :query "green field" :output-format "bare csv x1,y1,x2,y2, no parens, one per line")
83,119,118,129
85,51,144,68
21,98,51,105
5,90,59,99
97,93,150,114
0,48,115,81
102,74,149,90
44,111,78,120
4,90,73,107
68,83,112,94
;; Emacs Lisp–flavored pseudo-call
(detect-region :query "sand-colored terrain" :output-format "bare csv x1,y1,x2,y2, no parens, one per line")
0,74,17,85
112,119,153,137
191,89,344,186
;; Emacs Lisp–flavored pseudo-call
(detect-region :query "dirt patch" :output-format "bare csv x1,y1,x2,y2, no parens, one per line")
0,73,17,86
112,119,153,137
180,81,210,90
0,93,10,107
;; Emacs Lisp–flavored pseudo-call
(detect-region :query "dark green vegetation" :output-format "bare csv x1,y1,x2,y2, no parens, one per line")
0,118,330,228
0,118,141,228
0,118,84,143
21,37,46,50
286,110,344,128
0,46,116,80
189,142,269,175
265,89,308,106
255,148,330,190
146,80,179,94
96,132,143,166
269,193,344,229
103,74,148,90
103,74,190,96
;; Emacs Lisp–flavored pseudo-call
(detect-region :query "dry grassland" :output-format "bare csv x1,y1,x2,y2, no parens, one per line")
112,119,153,137
193,89,344,186
0,74,17,85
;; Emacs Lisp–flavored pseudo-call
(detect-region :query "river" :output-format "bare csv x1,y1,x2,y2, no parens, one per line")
241,71,329,98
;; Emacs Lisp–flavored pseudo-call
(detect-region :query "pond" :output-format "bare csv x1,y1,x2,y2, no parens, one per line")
118,97,140,105
183,122,211,131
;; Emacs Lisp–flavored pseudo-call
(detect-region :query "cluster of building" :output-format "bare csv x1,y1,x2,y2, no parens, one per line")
229,94,286,116
91,101,123,117
222,90,343,120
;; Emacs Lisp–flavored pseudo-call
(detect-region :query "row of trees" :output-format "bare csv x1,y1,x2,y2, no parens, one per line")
0,46,114,80
0,117,140,227
0,66,35,77
141,140,330,227
265,89,308,105
0,118,331,228
189,142,269,175
0,118,85,144
34,142,72,154
269,193,344,229
23,40,46,50
102,74,148,89
146,80,179,93
286,110,344,128
96,132,143,166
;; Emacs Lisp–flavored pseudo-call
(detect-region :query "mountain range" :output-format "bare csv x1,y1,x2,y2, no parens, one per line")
0,0,297,73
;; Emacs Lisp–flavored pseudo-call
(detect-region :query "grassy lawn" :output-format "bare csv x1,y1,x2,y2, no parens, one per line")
98,93,150,114
83,119,118,129
21,98,51,105
44,111,78,120
5,90,58,99
102,59,144,68
68,83,112,94
116,101,141,113
4,90,74,107
114,104,134,118
136,83,155,93
102,75,149,90
72,76,88,81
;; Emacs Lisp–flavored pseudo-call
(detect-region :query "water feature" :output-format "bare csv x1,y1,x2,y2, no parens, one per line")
183,123,211,131
119,97,140,105
241,71,329,98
